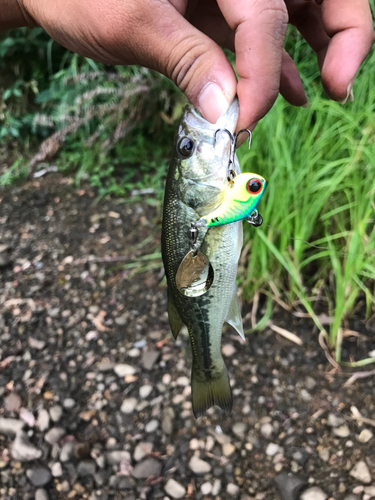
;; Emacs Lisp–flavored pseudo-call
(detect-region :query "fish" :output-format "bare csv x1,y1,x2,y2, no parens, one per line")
161,98,266,417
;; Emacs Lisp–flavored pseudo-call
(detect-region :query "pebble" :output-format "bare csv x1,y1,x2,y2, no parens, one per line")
115,315,127,326
353,486,364,494
222,344,236,357
261,423,274,439
50,461,62,478
304,376,317,390
5,392,22,412
300,389,312,402
364,486,375,497
60,442,75,462
49,405,63,422
141,351,160,370
319,448,330,462
139,385,153,399
176,376,189,387
300,487,328,500
36,410,50,431
114,364,136,377
212,479,221,495
106,437,117,449
77,460,97,476
44,427,66,445
120,398,137,414
161,408,174,435
11,431,42,461
292,449,310,466
128,348,141,357
201,482,212,495
28,337,46,350
106,450,131,465
145,419,159,433
62,398,75,409
164,478,186,499
226,483,240,497
222,442,236,457
134,339,147,349
35,489,49,500
266,443,281,457
327,413,345,427
274,472,307,500
350,460,372,483
132,458,161,479
133,442,153,462
188,455,211,474
20,408,35,427
97,361,115,371
233,422,246,439
26,466,52,487
0,417,24,436
358,429,373,443
333,425,350,438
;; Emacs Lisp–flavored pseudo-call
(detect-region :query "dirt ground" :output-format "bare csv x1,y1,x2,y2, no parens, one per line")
0,174,374,500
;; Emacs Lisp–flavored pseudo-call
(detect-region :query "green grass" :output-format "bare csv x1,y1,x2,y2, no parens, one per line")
238,35,375,364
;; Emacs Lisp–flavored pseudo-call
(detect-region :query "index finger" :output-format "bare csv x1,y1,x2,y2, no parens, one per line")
319,0,373,101
217,0,289,130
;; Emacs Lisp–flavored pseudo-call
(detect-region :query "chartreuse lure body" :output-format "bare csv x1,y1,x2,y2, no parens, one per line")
199,172,266,228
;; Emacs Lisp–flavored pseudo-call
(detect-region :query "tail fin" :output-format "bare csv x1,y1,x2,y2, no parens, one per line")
191,364,232,418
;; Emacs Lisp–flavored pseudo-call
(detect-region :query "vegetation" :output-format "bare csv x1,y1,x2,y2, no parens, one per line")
0,19,374,366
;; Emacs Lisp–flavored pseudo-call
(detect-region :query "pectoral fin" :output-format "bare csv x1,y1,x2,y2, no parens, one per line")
225,288,245,340
167,289,184,339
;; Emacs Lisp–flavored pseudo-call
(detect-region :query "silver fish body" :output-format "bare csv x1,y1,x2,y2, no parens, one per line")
161,99,244,417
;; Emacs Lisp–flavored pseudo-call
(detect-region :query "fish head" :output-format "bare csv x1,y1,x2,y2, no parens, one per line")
171,99,240,214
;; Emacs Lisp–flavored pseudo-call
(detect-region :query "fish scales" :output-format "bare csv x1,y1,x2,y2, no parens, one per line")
161,99,244,417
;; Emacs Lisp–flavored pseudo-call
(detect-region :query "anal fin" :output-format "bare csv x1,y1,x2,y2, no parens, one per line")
225,288,245,340
167,289,184,339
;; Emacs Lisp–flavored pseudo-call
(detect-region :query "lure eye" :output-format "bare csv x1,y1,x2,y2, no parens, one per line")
247,179,263,194
177,137,195,158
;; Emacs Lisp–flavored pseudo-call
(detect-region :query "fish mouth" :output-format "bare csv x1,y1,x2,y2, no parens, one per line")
184,98,239,136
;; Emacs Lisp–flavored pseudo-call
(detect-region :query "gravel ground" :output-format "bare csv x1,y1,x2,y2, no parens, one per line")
0,174,375,500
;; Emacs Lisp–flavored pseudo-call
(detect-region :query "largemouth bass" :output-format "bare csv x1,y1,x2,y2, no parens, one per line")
161,99,265,417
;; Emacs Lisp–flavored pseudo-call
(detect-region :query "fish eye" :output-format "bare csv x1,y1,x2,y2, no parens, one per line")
247,179,263,194
177,137,195,158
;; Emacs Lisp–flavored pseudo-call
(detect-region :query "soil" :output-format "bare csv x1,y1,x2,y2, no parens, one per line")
0,174,374,500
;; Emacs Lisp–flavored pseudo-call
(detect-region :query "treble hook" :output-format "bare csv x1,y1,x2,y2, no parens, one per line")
214,128,252,182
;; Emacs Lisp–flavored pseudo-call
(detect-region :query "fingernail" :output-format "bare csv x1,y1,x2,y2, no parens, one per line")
338,81,354,105
302,100,310,108
198,83,231,123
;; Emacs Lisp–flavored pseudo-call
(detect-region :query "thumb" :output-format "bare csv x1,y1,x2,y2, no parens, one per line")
131,2,237,123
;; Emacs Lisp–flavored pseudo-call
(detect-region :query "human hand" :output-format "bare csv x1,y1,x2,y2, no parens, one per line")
15,0,375,130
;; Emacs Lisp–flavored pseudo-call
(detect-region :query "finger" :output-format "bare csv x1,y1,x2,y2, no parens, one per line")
288,0,330,69
117,1,238,123
217,0,289,131
280,49,309,106
289,0,373,101
319,0,374,101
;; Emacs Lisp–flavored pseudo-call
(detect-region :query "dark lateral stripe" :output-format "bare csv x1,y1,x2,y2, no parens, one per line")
199,306,212,374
